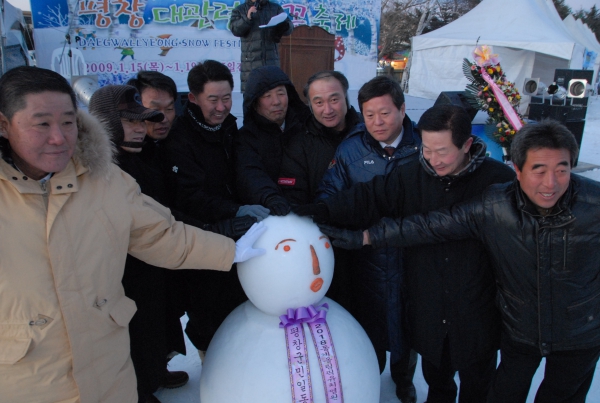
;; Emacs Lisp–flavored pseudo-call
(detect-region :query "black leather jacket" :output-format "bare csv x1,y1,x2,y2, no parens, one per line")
370,174,600,355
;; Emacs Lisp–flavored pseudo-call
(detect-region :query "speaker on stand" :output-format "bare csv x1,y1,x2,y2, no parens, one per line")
526,70,591,166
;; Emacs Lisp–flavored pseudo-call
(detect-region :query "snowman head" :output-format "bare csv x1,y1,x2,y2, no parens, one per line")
237,214,334,316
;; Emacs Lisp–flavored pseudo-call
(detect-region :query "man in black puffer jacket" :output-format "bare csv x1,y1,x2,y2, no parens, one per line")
235,65,310,215
297,105,515,403
161,61,269,356
317,119,600,402
230,0,293,92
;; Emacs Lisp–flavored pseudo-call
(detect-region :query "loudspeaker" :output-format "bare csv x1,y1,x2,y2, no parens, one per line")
530,96,589,107
528,103,587,122
554,69,593,89
566,120,585,166
565,120,585,149
434,91,478,122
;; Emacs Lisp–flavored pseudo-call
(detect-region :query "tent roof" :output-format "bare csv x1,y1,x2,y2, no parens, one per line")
563,14,600,54
412,0,580,60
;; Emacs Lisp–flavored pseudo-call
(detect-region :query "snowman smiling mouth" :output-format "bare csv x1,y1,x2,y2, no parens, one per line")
311,278,324,292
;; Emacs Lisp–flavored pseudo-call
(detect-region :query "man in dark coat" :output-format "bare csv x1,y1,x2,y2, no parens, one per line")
162,60,268,355
88,84,181,403
298,105,516,403
235,65,310,215
230,0,293,92
279,71,362,205
315,75,421,403
317,119,600,403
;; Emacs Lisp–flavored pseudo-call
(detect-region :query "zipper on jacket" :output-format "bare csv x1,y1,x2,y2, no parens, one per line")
563,229,568,271
40,180,49,210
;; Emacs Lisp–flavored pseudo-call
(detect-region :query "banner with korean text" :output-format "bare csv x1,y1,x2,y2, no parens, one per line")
30,0,381,92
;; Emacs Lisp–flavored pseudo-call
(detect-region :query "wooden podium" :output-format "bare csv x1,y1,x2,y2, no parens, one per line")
280,25,335,103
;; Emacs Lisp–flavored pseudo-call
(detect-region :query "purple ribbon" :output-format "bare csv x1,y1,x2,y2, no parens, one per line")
279,303,329,328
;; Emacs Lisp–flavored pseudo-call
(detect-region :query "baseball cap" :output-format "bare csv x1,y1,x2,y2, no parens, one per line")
118,86,164,122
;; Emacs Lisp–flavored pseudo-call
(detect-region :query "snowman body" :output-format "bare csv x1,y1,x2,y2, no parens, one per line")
199,215,380,402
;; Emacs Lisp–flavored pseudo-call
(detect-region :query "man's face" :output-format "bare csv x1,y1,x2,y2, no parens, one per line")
362,94,405,145
421,129,473,176
140,87,175,141
1,91,77,180
515,148,571,209
308,78,348,131
255,85,288,126
189,80,232,126
120,118,147,153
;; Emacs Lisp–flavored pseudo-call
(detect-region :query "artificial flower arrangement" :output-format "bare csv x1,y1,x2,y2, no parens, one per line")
462,45,525,149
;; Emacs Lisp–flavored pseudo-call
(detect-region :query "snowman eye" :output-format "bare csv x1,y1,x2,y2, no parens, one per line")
275,239,296,251
319,235,331,249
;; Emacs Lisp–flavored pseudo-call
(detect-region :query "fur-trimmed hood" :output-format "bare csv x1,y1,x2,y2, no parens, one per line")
73,110,116,178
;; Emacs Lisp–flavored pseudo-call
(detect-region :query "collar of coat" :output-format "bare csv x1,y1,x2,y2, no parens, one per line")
0,110,116,180
514,175,576,220
305,106,362,140
419,135,487,181
183,101,237,137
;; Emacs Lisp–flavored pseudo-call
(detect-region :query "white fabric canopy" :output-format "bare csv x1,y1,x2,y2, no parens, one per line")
563,15,600,88
407,0,586,101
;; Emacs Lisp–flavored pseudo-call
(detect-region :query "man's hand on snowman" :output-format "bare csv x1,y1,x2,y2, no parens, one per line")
317,224,366,250
291,202,329,224
234,222,268,263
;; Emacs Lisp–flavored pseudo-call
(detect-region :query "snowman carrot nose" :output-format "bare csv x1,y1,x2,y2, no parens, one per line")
310,245,321,275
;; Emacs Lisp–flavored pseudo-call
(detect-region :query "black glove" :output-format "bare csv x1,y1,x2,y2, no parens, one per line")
292,202,329,224
209,216,258,240
317,224,364,250
264,194,291,216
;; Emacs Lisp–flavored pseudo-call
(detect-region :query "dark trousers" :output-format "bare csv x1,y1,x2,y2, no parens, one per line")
182,266,247,351
422,336,497,403
121,261,169,401
488,334,600,403
391,348,418,389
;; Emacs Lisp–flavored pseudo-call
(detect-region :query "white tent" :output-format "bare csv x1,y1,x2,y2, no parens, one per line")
407,0,586,103
563,15,600,89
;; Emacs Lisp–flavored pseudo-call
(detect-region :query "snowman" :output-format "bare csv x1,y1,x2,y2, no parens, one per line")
200,214,380,403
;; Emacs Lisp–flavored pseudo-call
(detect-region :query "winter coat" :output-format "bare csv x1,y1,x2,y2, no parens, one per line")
279,106,362,205
161,102,249,352
230,0,293,92
116,149,176,397
235,66,310,205
369,174,600,355
323,137,515,368
0,111,235,403
163,102,240,223
316,116,421,363
316,117,421,200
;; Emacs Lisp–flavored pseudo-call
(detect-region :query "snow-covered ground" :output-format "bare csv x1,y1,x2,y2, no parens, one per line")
156,95,600,403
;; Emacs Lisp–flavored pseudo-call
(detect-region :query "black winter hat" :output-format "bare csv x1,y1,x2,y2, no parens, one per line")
89,85,163,147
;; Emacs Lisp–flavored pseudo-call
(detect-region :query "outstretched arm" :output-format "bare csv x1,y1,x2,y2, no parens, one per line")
318,199,484,250
368,200,484,249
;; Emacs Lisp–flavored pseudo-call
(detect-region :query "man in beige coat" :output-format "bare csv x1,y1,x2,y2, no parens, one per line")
0,66,265,403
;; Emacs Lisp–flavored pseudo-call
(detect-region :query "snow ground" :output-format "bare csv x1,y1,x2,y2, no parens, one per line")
157,95,600,403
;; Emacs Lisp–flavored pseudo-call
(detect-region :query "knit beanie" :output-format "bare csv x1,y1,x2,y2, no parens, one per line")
89,85,163,148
